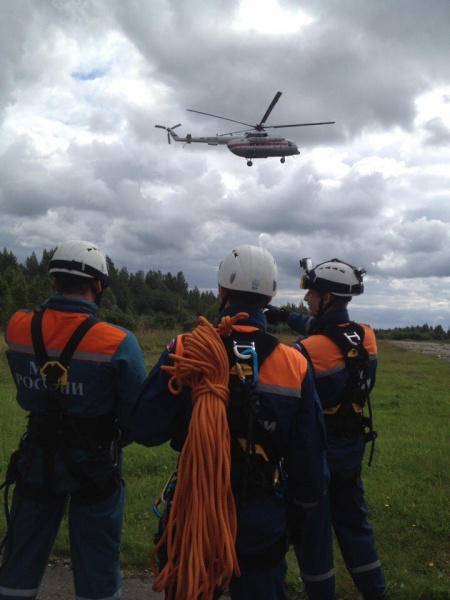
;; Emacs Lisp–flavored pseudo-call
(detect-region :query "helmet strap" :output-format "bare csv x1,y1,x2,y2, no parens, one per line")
218,287,229,313
91,280,103,305
317,292,335,317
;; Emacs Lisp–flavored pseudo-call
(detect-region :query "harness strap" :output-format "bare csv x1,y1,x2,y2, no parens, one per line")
222,330,282,503
319,322,367,358
31,310,99,373
301,321,377,465
29,310,100,489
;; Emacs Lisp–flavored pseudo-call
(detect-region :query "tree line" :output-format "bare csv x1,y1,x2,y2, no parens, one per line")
0,247,448,340
374,323,450,341
0,247,218,330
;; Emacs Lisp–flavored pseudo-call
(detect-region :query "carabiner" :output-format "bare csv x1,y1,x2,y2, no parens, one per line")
241,348,258,385
152,469,178,519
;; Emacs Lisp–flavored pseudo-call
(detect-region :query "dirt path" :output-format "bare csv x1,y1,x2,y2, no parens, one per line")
37,556,164,599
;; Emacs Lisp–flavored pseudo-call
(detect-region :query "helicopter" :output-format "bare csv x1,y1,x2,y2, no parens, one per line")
155,91,334,166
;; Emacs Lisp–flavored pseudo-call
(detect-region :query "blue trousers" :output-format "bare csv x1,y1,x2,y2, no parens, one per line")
0,481,125,600
294,476,386,600
227,558,288,600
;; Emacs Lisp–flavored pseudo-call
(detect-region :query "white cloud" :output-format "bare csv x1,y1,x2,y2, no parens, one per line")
234,0,314,34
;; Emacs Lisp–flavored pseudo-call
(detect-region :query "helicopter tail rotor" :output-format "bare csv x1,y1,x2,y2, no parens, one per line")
155,124,181,144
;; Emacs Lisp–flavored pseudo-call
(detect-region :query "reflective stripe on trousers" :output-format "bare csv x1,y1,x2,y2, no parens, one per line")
300,567,334,583
348,559,381,575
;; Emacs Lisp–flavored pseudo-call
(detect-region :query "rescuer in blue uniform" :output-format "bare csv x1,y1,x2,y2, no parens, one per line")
0,240,146,600
131,245,328,600
266,258,387,600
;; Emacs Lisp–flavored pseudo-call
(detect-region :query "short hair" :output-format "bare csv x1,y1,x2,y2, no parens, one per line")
331,294,352,305
225,289,269,310
52,273,97,296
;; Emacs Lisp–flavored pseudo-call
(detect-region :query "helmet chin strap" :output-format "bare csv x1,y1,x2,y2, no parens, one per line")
218,289,229,313
95,291,103,305
317,293,336,317
92,281,103,306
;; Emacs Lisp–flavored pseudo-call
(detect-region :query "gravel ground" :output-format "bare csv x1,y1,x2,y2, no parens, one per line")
389,340,450,361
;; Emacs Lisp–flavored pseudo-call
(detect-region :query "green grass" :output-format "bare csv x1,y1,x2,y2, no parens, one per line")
1,334,449,599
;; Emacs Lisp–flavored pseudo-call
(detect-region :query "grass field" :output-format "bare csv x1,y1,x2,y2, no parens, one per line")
0,330,449,599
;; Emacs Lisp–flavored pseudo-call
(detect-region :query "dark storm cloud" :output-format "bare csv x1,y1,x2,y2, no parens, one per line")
0,0,449,327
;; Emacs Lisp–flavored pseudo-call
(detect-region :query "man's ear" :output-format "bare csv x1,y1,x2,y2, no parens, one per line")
219,285,227,301
324,292,333,305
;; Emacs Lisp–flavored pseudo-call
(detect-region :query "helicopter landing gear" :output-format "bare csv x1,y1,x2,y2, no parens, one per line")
247,160,253,167
280,157,285,164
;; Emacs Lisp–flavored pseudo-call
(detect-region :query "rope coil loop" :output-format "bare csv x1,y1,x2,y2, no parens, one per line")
151,313,248,600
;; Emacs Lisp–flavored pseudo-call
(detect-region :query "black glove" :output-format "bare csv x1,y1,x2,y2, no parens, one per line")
264,304,291,325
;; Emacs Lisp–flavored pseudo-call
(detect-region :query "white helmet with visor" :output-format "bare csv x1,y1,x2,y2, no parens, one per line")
300,258,364,296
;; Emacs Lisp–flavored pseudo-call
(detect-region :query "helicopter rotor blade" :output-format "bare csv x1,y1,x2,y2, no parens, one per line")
187,109,254,129
258,91,282,128
268,121,335,129
155,123,181,128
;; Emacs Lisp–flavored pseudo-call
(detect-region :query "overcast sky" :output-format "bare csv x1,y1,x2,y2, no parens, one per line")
1,0,449,329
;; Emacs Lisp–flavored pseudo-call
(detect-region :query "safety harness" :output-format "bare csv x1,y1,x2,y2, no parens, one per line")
2,311,121,507
299,322,377,466
222,330,284,505
31,310,107,490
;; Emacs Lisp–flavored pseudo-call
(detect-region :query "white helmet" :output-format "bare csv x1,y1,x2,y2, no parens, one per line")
301,258,364,296
48,240,109,286
218,245,277,297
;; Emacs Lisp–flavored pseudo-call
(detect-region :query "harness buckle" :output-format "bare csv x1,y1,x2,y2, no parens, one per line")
232,341,256,360
343,331,362,346
40,361,68,390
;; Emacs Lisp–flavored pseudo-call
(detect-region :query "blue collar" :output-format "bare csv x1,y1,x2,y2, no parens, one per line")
217,306,268,331
42,295,98,317
313,308,350,330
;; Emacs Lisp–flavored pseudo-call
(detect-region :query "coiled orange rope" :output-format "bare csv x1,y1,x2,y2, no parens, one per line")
151,314,248,600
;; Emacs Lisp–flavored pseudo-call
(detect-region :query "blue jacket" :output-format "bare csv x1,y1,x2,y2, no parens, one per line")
131,308,328,556
288,309,378,479
5,295,147,491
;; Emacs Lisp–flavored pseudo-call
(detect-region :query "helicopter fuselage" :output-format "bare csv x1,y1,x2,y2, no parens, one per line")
227,133,300,159
163,128,300,163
